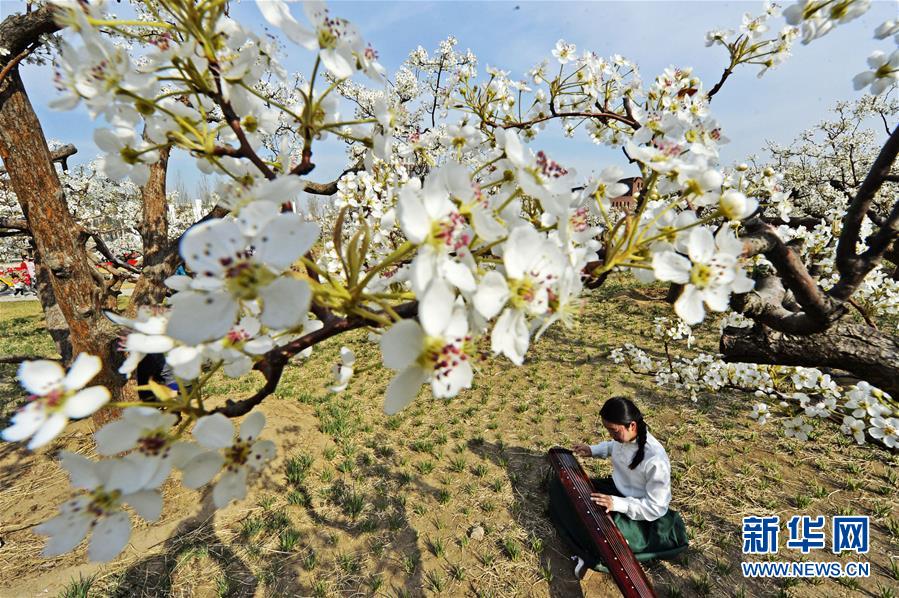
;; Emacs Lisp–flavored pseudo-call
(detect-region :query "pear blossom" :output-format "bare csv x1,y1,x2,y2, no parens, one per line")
180,412,276,508
94,127,159,187
2,355,110,450
106,308,174,376
651,226,754,324
397,164,477,294
552,40,576,64
380,280,473,414
167,202,319,345
35,452,162,561
258,0,377,80
852,50,899,95
329,347,356,393
719,189,758,220
868,416,899,448
750,402,770,425
473,226,566,364
841,415,867,445
783,415,813,441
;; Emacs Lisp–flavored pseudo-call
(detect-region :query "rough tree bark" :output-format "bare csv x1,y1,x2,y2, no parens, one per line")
720,322,899,398
128,145,172,311
0,64,123,397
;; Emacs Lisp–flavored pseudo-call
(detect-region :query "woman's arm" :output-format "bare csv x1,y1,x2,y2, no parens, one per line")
609,457,672,521
589,441,613,458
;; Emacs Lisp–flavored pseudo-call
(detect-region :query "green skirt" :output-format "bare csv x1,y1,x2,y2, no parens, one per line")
548,475,689,569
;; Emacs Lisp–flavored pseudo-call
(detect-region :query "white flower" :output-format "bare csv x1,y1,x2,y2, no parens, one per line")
106,308,174,376
474,226,566,365
181,412,276,508
94,407,198,486
750,402,769,425
94,127,158,187
35,451,162,561
397,164,477,294
783,415,813,441
258,0,361,79
869,416,898,448
2,355,110,450
168,204,319,345
841,415,866,445
329,347,356,393
651,226,754,325
552,40,576,64
380,280,473,414
852,50,899,96
719,190,758,220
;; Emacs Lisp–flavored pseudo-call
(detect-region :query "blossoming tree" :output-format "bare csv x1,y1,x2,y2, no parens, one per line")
0,0,897,561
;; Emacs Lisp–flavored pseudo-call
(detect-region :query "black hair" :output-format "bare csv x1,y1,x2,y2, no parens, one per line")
600,396,648,469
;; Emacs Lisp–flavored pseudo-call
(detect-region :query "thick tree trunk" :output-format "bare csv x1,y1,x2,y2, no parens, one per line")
720,322,899,398
0,67,124,399
128,145,172,312
32,242,73,362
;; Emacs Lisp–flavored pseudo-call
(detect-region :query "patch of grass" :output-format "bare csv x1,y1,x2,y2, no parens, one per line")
57,574,96,598
424,569,446,593
501,537,521,560
279,528,301,552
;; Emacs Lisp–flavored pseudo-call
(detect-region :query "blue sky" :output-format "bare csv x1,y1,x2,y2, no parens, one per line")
8,0,898,198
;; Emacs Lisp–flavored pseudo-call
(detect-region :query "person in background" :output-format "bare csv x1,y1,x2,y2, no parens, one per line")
550,396,689,578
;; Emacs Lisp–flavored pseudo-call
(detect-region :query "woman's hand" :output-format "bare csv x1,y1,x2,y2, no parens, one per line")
572,443,592,458
590,493,615,513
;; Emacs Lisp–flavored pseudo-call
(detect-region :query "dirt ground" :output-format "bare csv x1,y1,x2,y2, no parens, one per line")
0,279,897,597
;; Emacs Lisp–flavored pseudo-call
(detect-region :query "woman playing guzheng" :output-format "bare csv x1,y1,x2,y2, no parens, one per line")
549,396,689,579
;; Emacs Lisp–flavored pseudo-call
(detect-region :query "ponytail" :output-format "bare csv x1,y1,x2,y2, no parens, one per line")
630,418,648,470
599,396,649,470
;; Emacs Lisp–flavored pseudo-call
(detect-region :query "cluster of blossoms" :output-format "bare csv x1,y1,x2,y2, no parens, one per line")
0,147,213,261
3,0,897,566
1,357,276,561
705,2,801,78
610,318,898,447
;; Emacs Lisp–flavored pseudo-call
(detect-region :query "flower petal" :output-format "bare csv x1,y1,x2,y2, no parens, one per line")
18,360,65,396
88,511,132,562
60,451,102,490
167,290,239,345
419,278,454,337
473,271,510,319
384,367,428,415
62,354,102,391
180,451,225,488
126,490,162,522
247,440,276,471
212,469,249,508
651,251,691,284
1,403,47,443
193,413,235,449
94,420,142,456
259,277,310,330
64,386,111,419
258,0,316,49
380,320,424,371
37,511,91,557
674,285,706,325
687,227,715,264
239,411,266,442
254,214,320,272
27,412,68,450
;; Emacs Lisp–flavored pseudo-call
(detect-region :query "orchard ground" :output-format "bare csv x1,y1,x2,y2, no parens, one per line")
0,280,897,598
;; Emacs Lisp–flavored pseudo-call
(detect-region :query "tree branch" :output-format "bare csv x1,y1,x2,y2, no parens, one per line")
214,301,418,417
833,124,899,296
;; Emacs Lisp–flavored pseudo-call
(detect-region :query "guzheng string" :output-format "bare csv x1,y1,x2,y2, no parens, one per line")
559,452,650,591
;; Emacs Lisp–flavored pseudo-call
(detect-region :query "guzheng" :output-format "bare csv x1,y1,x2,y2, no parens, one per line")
547,447,657,598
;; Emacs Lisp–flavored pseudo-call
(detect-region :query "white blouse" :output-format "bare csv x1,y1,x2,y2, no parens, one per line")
589,432,672,521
